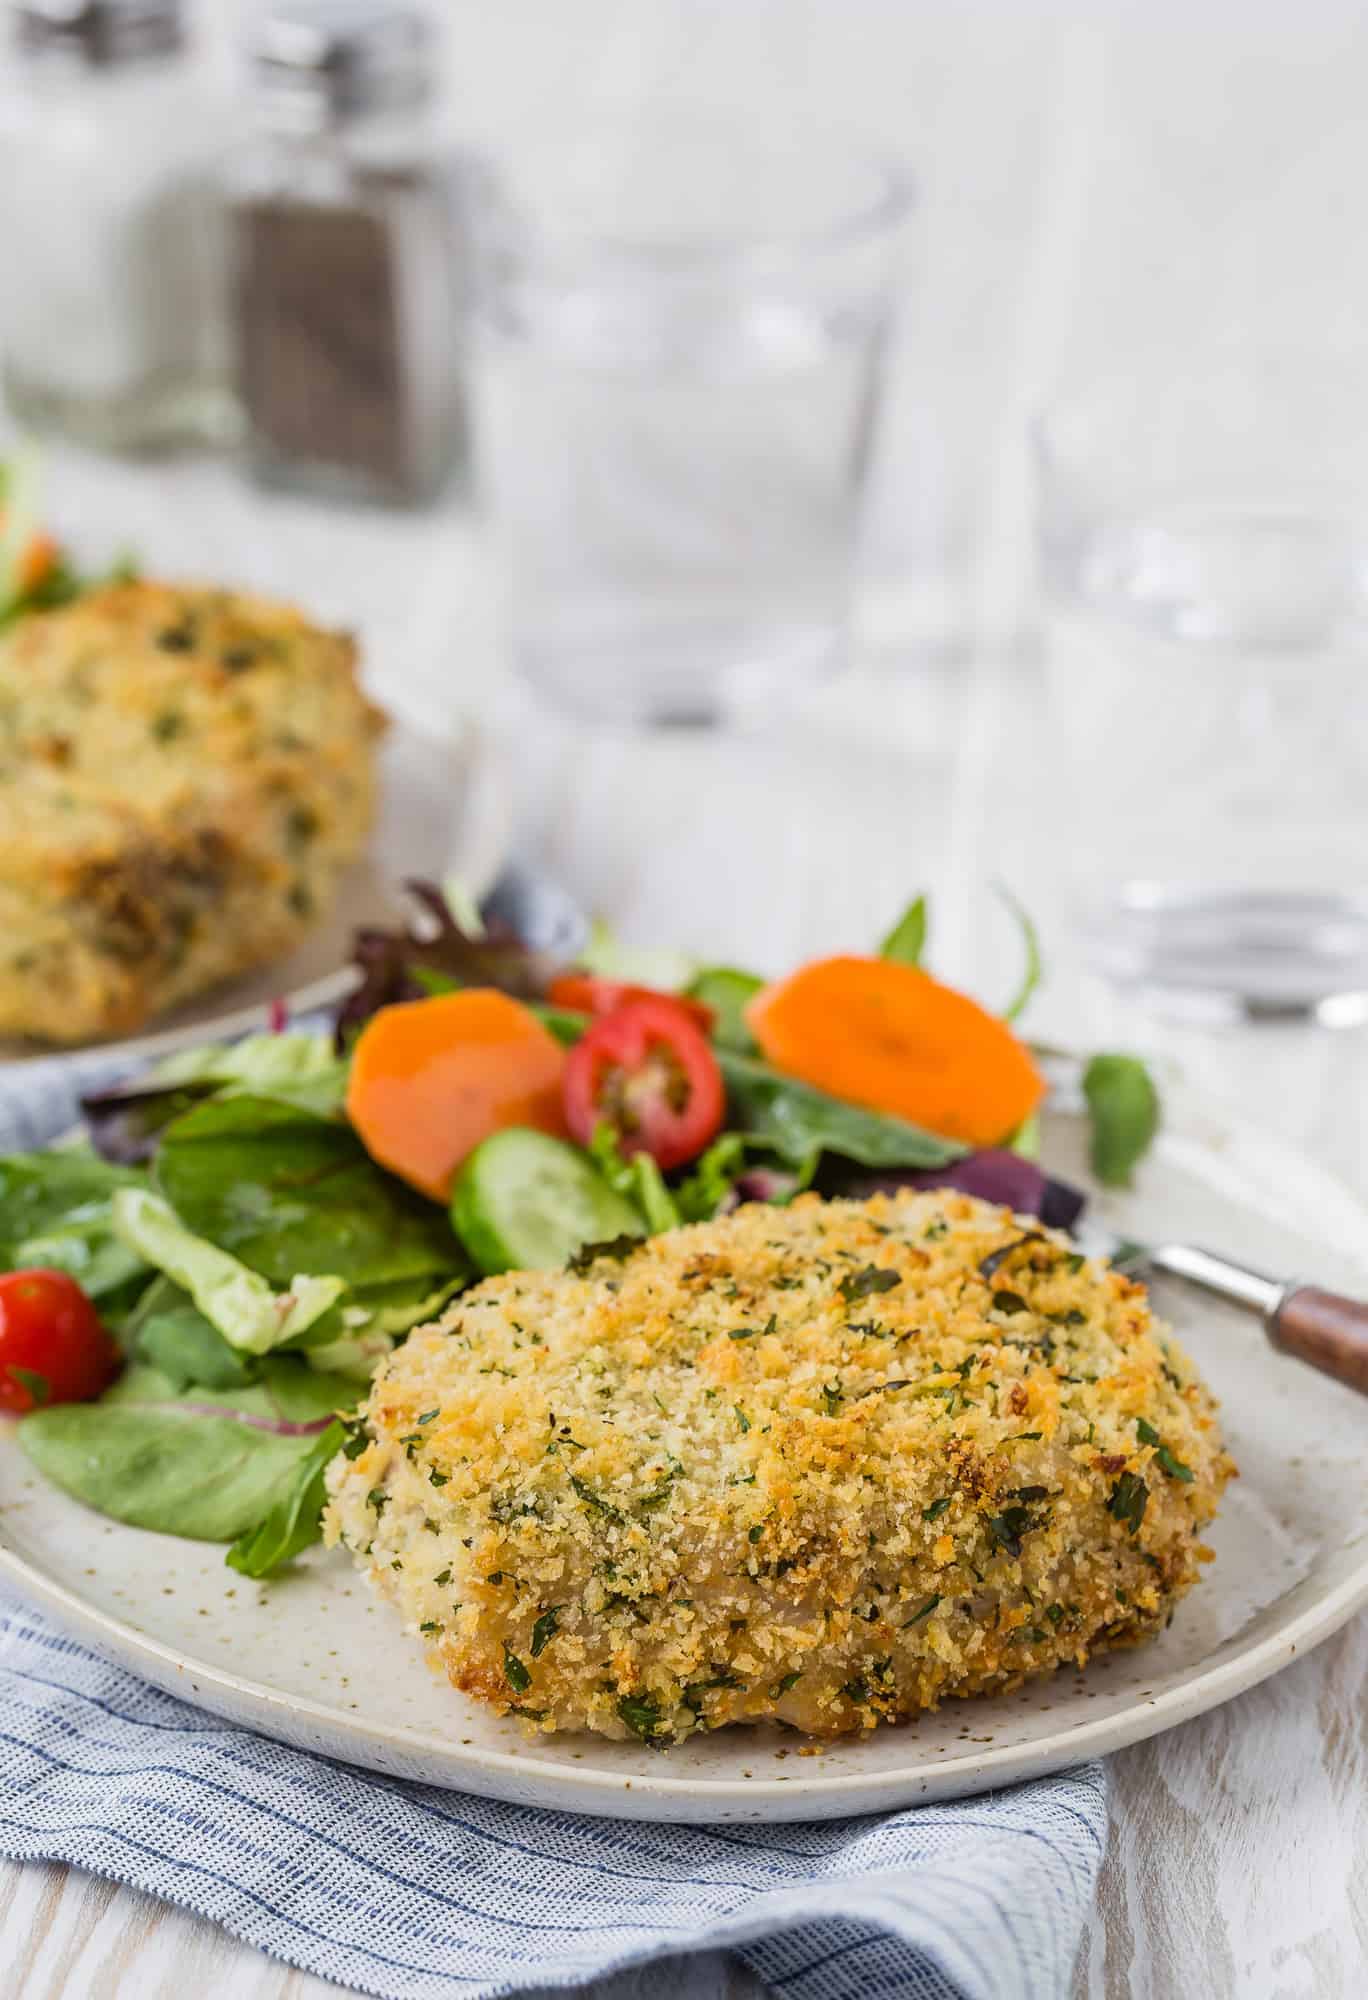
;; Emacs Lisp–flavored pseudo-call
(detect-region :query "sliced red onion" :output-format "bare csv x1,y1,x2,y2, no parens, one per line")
714,1164,805,1214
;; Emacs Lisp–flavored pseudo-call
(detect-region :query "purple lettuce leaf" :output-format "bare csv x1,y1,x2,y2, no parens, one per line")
334,879,568,1049
81,1080,218,1167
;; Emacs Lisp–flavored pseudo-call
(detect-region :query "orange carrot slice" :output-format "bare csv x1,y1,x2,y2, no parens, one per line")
17,531,57,594
346,990,568,1202
746,954,1045,1149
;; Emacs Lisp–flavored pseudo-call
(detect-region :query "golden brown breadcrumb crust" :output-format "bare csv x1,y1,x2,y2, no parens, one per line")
0,580,383,1041
325,1191,1235,1744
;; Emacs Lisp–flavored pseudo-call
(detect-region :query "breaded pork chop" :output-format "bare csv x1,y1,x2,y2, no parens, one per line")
325,1191,1235,1744
0,580,383,1042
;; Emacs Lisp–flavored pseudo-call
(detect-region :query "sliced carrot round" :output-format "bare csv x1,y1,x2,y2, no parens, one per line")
746,954,1045,1149
346,990,568,1202
17,531,57,594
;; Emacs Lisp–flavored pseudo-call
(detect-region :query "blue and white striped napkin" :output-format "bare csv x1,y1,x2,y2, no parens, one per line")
0,954,1108,2000
0,1596,1105,2000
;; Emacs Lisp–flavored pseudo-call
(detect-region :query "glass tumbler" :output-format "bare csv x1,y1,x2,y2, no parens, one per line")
470,127,912,725
1036,355,1368,1024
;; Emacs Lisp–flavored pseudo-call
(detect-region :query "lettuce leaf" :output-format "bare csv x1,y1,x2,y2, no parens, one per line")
154,1094,465,1289
588,1124,679,1233
0,1151,149,1300
19,1381,329,1541
111,1189,343,1355
879,896,928,967
225,1420,346,1578
150,1030,348,1117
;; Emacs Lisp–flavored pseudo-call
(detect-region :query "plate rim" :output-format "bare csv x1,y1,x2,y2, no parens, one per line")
4,1084,1368,1820
4,1501,1367,1820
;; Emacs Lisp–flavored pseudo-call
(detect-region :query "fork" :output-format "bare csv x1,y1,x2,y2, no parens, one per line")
1077,1228,1368,1394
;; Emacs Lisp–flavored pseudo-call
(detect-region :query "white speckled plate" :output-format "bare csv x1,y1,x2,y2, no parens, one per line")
2,1089,1367,1822
0,711,511,1070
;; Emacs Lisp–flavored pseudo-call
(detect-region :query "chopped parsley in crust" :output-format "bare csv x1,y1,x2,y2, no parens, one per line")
324,1191,1235,1743
0,581,382,1042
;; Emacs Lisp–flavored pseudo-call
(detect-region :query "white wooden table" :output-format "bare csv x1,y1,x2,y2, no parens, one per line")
9,1,1368,1986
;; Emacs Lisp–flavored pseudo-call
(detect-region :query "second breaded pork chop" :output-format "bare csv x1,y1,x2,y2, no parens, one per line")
326,1190,1235,1744
0,581,383,1041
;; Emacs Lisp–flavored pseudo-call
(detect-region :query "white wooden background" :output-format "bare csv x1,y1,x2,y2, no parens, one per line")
7,2,1368,1993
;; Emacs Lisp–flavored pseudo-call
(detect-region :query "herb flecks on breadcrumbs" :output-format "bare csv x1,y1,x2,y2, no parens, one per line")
324,1191,1234,1743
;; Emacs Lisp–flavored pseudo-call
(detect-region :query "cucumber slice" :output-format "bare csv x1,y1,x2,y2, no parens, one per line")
450,1128,645,1276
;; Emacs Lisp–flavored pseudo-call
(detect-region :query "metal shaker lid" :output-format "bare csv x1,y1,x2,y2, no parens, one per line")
15,0,183,64
250,0,433,130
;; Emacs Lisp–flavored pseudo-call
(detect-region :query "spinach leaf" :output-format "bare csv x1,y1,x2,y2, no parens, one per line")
1082,1054,1160,1187
685,967,764,1053
112,1188,343,1354
19,1400,321,1541
109,1353,356,1425
257,1357,360,1423
997,884,1044,1024
102,1361,274,1415
155,1094,464,1287
21,1351,357,1546
226,1419,346,1578
718,1052,967,1172
0,1152,148,1299
129,1276,258,1390
880,896,928,967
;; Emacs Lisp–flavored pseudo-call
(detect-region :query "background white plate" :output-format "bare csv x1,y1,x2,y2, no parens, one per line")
2,1089,1367,1824
0,714,511,1071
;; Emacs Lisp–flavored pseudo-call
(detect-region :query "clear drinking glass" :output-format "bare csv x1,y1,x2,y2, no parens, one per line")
1036,354,1368,1024
470,127,912,725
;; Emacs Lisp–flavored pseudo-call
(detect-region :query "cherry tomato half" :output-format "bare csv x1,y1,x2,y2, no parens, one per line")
548,972,714,1036
563,997,725,1171
0,1270,121,1415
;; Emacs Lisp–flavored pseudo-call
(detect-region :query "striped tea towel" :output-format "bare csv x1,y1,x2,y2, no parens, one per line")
0,963,1107,2000
0,1597,1105,2000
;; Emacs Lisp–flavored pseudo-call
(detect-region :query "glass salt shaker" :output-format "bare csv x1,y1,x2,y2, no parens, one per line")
0,0,237,453
229,0,468,507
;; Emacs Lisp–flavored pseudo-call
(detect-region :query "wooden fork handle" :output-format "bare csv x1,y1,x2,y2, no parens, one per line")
1270,1286,1368,1394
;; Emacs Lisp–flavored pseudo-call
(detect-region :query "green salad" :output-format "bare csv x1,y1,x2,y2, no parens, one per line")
0,886,1159,1581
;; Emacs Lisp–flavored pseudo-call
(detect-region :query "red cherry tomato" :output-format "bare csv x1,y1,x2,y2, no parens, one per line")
548,973,714,1036
563,997,725,1171
0,1270,121,1415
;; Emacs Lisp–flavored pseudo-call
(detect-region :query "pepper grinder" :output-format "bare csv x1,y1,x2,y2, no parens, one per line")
229,0,469,507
